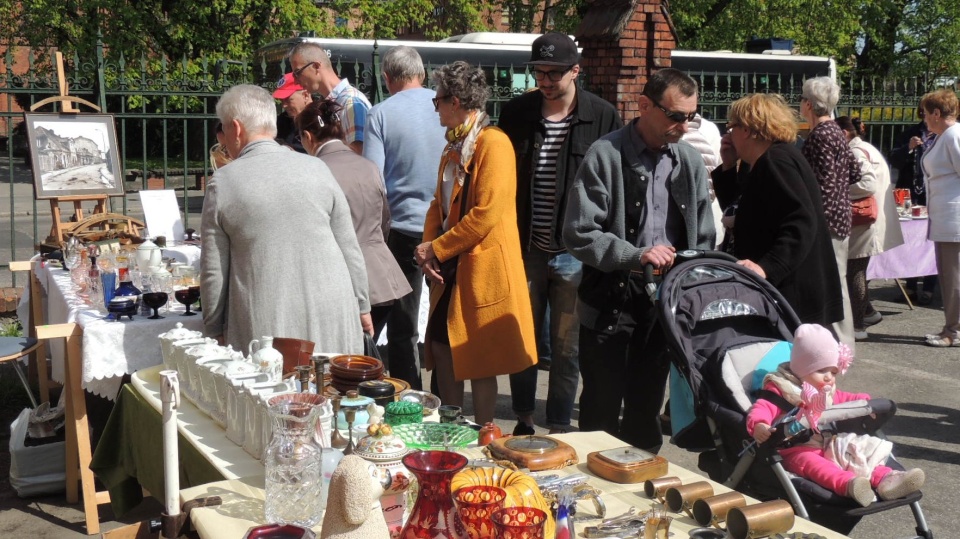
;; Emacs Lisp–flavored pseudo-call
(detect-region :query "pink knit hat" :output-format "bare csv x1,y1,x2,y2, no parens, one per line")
790,324,852,379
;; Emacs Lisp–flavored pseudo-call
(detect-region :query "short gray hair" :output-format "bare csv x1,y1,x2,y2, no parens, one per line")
288,42,331,69
382,46,425,83
216,85,278,138
430,61,489,111
802,76,840,117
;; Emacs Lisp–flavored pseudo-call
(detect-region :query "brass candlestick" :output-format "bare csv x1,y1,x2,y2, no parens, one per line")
330,397,348,450
296,365,313,392
312,356,328,396
343,408,357,455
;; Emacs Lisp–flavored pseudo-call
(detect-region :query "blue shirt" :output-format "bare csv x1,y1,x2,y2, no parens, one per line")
363,87,447,235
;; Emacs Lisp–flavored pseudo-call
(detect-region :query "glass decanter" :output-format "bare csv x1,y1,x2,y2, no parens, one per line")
263,401,324,528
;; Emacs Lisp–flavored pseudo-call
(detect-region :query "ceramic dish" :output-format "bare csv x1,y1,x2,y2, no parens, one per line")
391,422,478,449
398,389,441,415
383,377,411,396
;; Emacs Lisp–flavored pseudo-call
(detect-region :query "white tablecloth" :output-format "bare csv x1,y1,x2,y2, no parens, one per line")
32,261,204,400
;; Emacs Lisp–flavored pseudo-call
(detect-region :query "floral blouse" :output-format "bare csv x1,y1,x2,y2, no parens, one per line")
802,121,861,238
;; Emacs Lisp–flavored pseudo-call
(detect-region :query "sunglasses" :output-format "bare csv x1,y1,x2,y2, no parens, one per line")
291,61,316,80
432,94,452,110
532,67,573,82
647,95,697,123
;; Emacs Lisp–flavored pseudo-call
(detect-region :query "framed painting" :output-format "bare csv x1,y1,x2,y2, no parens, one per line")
24,113,125,199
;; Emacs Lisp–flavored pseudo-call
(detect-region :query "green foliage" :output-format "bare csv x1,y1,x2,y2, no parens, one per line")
325,0,490,40
892,0,960,79
0,320,23,337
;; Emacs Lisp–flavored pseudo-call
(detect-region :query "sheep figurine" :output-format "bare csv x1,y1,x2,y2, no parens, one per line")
320,454,390,539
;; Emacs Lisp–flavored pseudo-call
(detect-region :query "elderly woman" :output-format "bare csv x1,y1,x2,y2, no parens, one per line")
413,61,536,424
201,84,371,354
919,89,960,347
713,94,843,326
297,98,412,337
799,77,861,347
836,116,903,339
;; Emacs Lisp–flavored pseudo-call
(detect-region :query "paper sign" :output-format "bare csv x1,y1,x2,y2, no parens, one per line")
139,189,185,242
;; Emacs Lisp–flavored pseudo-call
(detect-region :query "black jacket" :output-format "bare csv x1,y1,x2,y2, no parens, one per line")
498,87,622,251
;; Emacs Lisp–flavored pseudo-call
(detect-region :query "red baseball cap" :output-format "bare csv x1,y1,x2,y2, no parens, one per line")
272,73,304,99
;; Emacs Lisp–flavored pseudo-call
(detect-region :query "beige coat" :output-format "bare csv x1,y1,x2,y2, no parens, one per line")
315,140,412,306
848,137,904,259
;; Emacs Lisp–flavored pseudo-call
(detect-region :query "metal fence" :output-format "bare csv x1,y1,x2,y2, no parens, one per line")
1,42,931,285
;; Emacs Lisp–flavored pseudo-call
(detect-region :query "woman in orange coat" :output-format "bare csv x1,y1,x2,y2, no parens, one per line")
414,61,537,424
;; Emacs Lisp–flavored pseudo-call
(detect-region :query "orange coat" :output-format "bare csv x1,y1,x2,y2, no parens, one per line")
423,127,537,381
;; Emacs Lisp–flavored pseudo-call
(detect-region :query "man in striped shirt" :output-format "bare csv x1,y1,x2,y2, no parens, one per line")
499,33,622,436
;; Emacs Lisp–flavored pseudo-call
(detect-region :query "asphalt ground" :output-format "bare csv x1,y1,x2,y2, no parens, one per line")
0,280,956,538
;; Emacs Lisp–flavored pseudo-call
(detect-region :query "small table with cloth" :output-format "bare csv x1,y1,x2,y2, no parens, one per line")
867,218,937,307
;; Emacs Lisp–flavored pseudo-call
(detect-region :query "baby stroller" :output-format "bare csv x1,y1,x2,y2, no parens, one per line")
653,251,933,538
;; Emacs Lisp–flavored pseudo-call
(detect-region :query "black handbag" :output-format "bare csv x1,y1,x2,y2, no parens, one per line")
437,172,472,284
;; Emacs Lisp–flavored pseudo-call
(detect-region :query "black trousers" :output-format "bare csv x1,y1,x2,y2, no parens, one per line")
378,230,425,390
578,291,671,453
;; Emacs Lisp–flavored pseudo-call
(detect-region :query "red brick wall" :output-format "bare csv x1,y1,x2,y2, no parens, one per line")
578,0,676,122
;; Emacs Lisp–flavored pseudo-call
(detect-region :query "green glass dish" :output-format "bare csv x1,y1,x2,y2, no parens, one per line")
391,422,478,450
384,401,424,426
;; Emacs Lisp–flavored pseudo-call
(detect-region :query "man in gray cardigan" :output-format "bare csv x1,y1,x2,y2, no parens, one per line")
563,69,715,453
201,84,371,354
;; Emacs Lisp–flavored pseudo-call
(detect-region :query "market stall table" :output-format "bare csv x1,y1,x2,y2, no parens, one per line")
180,430,850,539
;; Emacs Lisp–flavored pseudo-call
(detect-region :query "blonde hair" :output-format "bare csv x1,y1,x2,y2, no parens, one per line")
728,94,800,143
920,89,959,119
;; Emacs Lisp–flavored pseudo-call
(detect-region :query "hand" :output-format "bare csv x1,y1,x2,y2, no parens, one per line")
719,134,739,171
640,245,676,270
422,258,444,285
908,136,922,150
753,422,776,443
737,259,766,278
360,312,374,336
414,242,436,266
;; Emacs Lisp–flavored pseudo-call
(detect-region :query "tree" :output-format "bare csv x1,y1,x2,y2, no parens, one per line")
892,0,960,79
324,0,491,40
0,0,334,63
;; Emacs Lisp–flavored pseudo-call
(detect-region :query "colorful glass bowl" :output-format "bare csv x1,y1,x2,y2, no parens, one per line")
391,422,478,449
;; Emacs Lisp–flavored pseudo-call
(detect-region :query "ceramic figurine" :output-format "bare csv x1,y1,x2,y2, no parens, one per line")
320,455,390,539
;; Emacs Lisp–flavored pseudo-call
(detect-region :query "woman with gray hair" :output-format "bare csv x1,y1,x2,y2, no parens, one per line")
201,84,372,355
800,76,861,346
413,61,536,424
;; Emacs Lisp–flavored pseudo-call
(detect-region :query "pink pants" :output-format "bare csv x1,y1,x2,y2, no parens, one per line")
781,446,892,496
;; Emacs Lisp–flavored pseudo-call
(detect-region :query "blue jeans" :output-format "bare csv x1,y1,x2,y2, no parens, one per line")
508,248,581,430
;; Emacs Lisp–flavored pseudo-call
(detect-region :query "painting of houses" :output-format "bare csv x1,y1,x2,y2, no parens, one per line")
24,113,124,199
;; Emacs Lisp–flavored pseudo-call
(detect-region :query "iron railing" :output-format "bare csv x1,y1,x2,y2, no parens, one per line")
1,40,934,287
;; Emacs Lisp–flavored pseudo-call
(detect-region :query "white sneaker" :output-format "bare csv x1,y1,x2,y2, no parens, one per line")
854,329,869,341
878,469,925,500
863,311,882,326
846,476,875,507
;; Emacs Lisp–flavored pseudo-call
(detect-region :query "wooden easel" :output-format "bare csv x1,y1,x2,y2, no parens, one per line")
29,52,113,535
31,52,114,247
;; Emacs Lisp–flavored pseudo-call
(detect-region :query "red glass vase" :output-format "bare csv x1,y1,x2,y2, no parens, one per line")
399,450,469,539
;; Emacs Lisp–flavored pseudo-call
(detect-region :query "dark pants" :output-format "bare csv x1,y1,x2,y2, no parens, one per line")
578,289,670,453
378,230,425,390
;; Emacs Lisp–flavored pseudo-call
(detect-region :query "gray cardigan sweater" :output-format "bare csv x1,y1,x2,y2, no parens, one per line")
563,121,715,328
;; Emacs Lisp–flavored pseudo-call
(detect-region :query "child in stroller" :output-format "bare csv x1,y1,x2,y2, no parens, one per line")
747,323,925,507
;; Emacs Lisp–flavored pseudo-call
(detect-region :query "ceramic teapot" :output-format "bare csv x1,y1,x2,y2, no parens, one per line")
249,336,284,382
135,238,163,274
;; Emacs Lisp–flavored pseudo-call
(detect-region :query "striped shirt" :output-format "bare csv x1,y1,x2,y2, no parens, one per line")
531,114,573,250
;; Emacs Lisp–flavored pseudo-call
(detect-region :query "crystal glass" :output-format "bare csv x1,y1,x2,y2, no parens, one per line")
143,291,169,319
454,486,506,539
491,507,548,539
263,401,324,527
174,286,200,316
101,272,118,320
399,451,468,539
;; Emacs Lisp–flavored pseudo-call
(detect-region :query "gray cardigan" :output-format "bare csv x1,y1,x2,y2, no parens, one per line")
200,139,369,354
563,122,715,327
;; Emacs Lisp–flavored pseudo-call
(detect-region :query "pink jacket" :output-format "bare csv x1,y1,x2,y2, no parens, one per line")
746,383,871,436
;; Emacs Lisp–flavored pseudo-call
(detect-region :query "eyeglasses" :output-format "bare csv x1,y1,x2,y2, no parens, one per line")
726,122,739,130
291,62,316,81
647,96,697,123
432,94,452,110
532,67,573,82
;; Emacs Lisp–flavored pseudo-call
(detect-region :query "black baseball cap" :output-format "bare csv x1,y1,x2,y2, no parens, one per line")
526,33,580,66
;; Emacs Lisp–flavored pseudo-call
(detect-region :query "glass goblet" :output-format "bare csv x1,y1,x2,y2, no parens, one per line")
143,291,169,319
174,286,200,316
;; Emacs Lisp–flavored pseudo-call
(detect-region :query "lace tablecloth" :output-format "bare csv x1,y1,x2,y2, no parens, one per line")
34,262,204,400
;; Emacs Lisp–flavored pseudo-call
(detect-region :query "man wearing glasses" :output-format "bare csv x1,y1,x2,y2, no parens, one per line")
287,42,372,154
563,68,715,453
498,32,622,437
